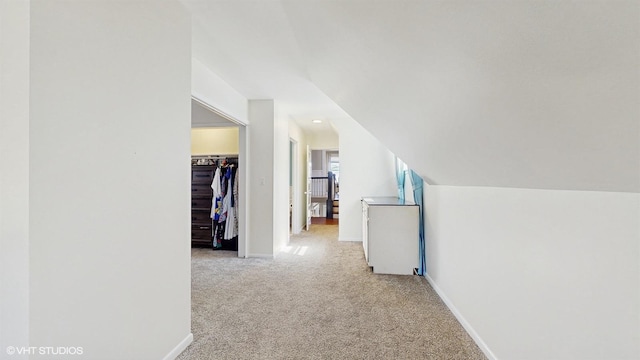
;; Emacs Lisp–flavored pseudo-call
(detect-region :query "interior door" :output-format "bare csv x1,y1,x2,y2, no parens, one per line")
306,145,312,231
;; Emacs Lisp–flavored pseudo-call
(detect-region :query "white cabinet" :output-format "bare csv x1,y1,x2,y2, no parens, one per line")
362,197,419,275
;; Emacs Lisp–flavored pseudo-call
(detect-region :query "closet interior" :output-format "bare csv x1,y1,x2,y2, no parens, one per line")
191,155,239,250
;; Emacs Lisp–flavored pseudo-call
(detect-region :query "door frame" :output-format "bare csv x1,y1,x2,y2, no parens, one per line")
289,138,301,236
306,145,312,231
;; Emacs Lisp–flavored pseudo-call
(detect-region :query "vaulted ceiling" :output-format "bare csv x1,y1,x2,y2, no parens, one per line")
181,0,639,193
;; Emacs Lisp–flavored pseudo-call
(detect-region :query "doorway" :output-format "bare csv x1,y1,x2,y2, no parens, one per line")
309,149,339,224
190,96,248,258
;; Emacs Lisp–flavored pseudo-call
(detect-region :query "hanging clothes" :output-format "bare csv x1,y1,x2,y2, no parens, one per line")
210,167,222,248
213,164,229,248
223,192,234,240
232,167,239,238
224,166,237,240
210,167,222,220
206,160,240,250
219,188,230,223
214,221,225,248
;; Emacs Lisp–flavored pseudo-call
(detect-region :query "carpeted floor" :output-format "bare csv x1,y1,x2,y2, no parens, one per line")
177,225,487,360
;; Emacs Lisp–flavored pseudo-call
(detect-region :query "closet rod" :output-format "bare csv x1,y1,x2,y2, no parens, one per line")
192,155,238,166
192,154,238,159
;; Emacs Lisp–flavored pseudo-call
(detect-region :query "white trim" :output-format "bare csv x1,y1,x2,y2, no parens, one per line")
191,95,245,126
237,125,248,258
162,333,193,360
338,237,362,242
425,274,497,360
247,253,274,259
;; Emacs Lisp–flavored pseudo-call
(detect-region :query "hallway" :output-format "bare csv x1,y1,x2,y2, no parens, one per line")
310,217,339,225
178,225,485,359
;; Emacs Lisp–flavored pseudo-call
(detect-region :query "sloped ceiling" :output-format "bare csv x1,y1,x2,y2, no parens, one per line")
182,0,639,193
192,99,237,128
183,0,348,141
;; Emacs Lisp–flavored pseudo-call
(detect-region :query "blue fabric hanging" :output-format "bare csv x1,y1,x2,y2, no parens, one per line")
395,156,406,202
409,170,426,276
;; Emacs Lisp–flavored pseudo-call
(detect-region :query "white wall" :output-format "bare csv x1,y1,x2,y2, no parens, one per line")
192,57,248,125
247,100,275,257
334,117,396,241
307,128,339,150
29,2,192,358
0,1,30,358
288,120,308,234
425,186,640,360
273,105,290,255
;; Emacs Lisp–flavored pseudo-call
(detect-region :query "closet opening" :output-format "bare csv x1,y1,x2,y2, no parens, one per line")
190,97,247,257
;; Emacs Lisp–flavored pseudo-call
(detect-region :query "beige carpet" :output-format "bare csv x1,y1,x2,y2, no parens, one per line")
177,225,486,360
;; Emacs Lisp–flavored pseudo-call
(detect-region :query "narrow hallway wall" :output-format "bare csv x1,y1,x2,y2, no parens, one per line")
0,0,30,354
28,1,192,358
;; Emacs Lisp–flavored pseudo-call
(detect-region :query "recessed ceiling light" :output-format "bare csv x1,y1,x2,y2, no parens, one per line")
312,119,323,124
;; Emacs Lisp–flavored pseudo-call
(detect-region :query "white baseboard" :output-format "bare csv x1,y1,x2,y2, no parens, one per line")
338,237,361,242
247,253,274,259
163,333,193,360
424,274,497,360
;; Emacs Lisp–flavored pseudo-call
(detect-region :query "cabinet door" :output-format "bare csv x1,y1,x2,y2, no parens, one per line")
191,197,211,210
191,184,213,197
192,225,212,240
192,168,214,183
191,210,211,225
368,205,419,275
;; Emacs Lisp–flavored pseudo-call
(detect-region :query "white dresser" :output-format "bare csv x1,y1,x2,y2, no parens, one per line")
362,197,419,275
